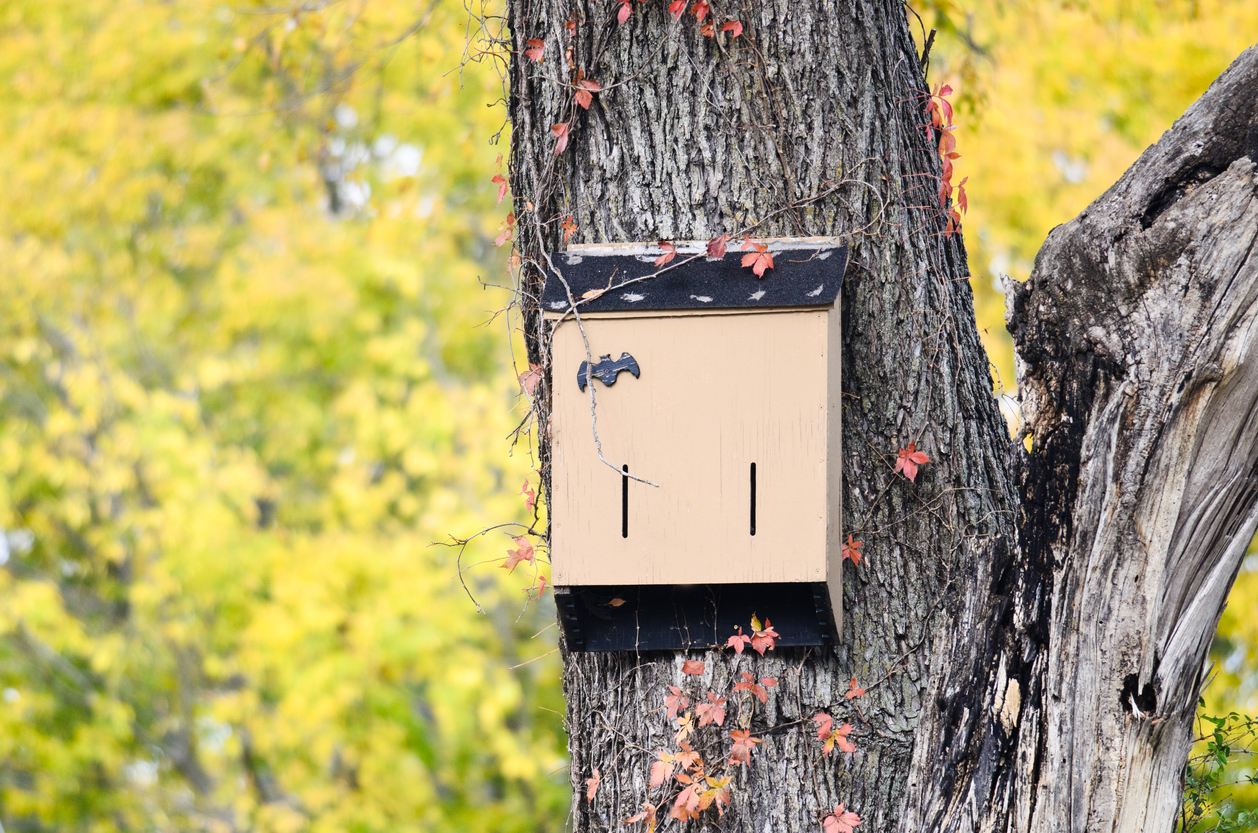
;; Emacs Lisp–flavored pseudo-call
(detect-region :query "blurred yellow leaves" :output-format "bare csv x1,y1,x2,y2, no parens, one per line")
921,0,1258,407
0,0,559,830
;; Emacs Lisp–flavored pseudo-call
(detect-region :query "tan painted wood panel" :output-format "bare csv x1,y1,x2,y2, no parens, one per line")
550,310,832,586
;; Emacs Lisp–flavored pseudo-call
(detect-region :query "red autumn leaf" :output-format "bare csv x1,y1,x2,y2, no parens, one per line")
551,122,570,154
668,0,685,17
670,784,701,821
894,441,931,483
956,176,969,214
725,626,751,654
501,536,535,572
561,214,577,243
720,20,743,37
846,677,866,699
492,174,508,205
691,0,709,21
521,479,537,509
575,71,601,110
654,241,676,268
706,234,729,258
586,768,601,802
825,722,855,754
518,362,542,396
494,211,515,247
624,802,657,829
564,17,576,33
699,21,715,37
616,0,632,24
664,685,688,719
823,804,862,833
681,659,705,676
526,574,548,600
740,237,774,277
732,671,774,704
814,712,855,754
674,741,701,770
749,614,779,655
727,729,762,766
695,691,727,726
524,38,545,62
842,534,863,567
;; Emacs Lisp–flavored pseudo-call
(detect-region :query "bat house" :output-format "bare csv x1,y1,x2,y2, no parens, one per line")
543,239,848,652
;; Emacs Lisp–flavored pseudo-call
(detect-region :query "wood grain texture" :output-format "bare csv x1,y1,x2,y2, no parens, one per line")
1007,46,1258,833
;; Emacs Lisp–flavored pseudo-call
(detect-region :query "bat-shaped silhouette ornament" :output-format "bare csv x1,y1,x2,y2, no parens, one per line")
578,352,641,391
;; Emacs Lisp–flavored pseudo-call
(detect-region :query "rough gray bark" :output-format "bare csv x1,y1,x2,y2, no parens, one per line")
505,0,1258,826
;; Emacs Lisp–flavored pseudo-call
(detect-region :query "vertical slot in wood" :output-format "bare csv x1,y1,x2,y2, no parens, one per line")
750,462,757,536
622,464,629,538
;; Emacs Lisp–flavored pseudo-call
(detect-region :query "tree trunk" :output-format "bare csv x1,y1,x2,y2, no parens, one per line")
505,0,1258,824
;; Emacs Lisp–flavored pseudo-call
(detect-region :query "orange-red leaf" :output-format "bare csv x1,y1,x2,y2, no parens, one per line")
894,441,931,482
494,211,515,247
739,237,774,277
682,659,705,676
842,534,863,567
733,671,773,704
524,38,545,62
575,73,601,110
551,122,570,154
727,729,762,766
823,804,862,833
518,362,541,396
750,617,779,655
668,0,685,18
720,20,743,37
695,691,726,726
726,626,750,654
706,234,729,258
624,801,657,830
561,214,577,244
492,173,508,205
616,0,632,24
654,241,676,268
845,677,866,699
664,685,688,719
502,536,535,572
586,768,601,802
691,0,709,21
521,479,537,509
526,574,548,600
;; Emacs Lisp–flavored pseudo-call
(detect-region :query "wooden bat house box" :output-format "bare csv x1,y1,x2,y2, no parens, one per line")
544,240,848,652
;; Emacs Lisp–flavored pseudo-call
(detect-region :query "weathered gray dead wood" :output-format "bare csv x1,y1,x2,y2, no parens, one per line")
505,0,1258,825
1006,46,1258,833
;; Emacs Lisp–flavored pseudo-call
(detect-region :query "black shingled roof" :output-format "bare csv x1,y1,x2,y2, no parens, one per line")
541,244,847,314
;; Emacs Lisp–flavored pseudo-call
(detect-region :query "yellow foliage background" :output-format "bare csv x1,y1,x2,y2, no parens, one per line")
0,0,1254,829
